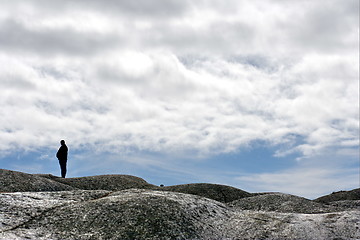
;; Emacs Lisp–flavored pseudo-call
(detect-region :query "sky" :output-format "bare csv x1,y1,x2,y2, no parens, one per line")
0,0,359,199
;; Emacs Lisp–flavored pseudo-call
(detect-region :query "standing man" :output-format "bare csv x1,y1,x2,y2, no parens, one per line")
56,140,68,178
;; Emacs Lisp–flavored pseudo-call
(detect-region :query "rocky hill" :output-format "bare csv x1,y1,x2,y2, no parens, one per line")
162,183,252,203
36,173,158,191
0,169,359,239
314,188,360,203
0,169,75,192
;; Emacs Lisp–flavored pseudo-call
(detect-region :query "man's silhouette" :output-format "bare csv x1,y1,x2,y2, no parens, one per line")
56,140,68,178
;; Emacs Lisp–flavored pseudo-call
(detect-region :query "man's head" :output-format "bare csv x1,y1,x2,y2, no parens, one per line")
60,140,65,145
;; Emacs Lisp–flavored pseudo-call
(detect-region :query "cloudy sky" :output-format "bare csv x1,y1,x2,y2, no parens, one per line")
0,0,358,198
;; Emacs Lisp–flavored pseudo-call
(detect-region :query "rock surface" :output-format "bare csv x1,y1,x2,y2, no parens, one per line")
314,188,360,203
228,193,349,213
0,169,76,192
0,169,359,239
0,190,110,233
37,173,158,191
163,183,252,203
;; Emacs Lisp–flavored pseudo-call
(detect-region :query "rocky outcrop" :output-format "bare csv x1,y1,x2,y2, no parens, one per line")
163,183,252,203
3,170,250,203
314,188,360,203
0,189,229,240
224,207,359,240
228,193,348,213
38,173,158,191
0,169,76,192
0,169,359,239
0,190,110,234
1,189,359,240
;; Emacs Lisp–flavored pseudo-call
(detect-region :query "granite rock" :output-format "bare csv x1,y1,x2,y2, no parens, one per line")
0,169,359,239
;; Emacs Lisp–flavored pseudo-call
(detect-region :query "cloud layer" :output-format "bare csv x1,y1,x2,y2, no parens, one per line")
0,1,358,196
1,0,358,154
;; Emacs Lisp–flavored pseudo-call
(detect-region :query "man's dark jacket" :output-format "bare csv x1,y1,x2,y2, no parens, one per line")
56,144,68,161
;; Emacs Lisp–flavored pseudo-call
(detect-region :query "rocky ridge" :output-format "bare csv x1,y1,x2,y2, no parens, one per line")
0,169,359,239
0,169,75,192
37,173,157,191
228,192,360,213
314,188,360,203
162,183,252,203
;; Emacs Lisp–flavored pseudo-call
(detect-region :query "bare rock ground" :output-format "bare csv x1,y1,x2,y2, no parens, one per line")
228,192,357,213
0,169,76,192
315,188,360,203
162,183,252,203
37,173,158,191
0,169,359,239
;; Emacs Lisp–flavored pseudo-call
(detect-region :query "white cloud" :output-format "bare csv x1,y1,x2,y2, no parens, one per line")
1,49,357,159
0,0,358,181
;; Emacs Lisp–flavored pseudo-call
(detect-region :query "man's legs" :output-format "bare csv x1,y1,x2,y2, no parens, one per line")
59,160,67,178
